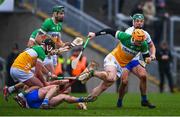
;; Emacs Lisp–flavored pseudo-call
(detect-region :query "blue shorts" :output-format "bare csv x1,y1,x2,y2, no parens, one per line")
125,60,139,71
25,89,43,108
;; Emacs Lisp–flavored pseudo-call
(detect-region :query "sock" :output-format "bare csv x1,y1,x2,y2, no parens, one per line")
141,95,147,102
43,98,49,104
89,70,94,77
76,97,84,102
117,98,122,107
8,86,15,93
18,92,25,100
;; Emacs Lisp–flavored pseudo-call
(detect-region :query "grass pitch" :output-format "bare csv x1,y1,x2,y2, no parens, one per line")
0,93,180,116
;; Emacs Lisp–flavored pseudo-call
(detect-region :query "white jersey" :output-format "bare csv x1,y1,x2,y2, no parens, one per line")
125,26,152,60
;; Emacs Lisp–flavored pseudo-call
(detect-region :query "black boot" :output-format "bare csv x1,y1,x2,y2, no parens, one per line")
141,100,156,109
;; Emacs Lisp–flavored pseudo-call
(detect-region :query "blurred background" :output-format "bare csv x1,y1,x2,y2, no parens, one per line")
0,0,180,94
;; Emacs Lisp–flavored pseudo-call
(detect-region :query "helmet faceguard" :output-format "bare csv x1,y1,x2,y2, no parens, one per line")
42,39,55,54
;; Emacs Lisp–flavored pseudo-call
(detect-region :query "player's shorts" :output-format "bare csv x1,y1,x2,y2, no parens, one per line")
25,89,43,108
125,60,140,71
104,54,123,77
10,67,34,82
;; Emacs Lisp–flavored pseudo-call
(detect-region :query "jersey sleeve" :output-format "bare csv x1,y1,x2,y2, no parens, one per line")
125,27,134,35
29,29,39,41
41,18,50,32
116,31,132,42
141,42,149,55
144,31,152,44
32,46,46,61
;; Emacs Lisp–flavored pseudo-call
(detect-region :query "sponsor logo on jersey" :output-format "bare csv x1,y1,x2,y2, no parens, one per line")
121,44,137,56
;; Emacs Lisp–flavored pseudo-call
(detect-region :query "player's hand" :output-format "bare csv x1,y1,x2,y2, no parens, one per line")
88,32,96,39
150,54,156,60
145,57,152,64
44,82,50,86
50,49,58,55
58,46,70,54
51,74,57,79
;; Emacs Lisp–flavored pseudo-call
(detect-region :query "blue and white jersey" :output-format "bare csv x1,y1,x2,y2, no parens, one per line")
125,26,152,60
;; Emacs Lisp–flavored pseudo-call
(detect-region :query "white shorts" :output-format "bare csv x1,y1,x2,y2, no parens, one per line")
104,54,123,77
10,67,34,82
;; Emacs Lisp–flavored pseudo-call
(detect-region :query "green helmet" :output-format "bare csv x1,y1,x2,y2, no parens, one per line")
132,13,144,20
52,5,64,13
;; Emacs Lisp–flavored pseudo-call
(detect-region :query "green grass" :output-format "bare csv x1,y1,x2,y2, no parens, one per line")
0,93,180,116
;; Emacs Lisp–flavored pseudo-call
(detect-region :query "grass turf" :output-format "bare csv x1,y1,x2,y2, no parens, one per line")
0,93,180,116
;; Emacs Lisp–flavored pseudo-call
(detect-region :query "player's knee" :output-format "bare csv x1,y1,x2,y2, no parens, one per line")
106,72,117,82
63,87,71,94
55,85,60,91
122,79,128,85
139,73,147,80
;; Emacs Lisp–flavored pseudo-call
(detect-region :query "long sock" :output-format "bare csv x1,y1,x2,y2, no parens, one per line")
18,92,26,100
43,98,49,104
8,86,15,93
76,97,84,102
117,98,122,107
141,95,147,102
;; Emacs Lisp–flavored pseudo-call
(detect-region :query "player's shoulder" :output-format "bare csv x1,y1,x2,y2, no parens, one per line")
32,45,43,50
141,40,148,47
125,26,134,33
44,18,53,23
142,29,150,36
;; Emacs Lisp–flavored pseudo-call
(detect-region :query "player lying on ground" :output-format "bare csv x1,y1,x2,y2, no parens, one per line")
14,84,89,109
80,29,154,108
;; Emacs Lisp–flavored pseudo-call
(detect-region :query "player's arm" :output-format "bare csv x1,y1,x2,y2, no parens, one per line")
27,30,42,47
148,41,156,60
145,32,156,60
88,28,116,39
88,29,131,42
95,28,117,37
141,43,152,64
35,59,56,85
27,38,35,48
27,31,37,47
48,79,69,85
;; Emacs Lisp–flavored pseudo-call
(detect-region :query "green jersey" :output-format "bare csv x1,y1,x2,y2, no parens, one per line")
30,29,39,39
32,45,46,61
41,18,62,38
12,45,46,72
111,31,149,66
29,29,39,45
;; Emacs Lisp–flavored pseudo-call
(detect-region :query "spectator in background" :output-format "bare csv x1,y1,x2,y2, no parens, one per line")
66,47,87,93
54,55,65,77
156,41,174,93
6,44,19,86
0,56,5,90
118,0,125,13
143,0,156,26
131,1,144,16
154,0,169,46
